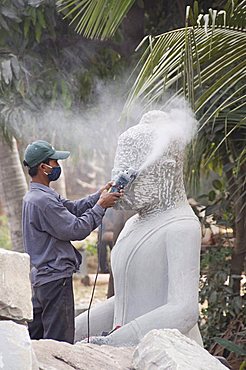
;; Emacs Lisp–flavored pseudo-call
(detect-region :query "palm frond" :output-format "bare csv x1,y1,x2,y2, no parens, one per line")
126,27,246,124
57,0,135,39
125,1,246,196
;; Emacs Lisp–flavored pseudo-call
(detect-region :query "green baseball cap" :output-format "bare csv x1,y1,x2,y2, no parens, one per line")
24,140,70,168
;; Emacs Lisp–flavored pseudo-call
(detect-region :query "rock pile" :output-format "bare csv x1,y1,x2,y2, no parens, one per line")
0,248,32,321
133,329,229,370
0,248,38,370
33,340,133,370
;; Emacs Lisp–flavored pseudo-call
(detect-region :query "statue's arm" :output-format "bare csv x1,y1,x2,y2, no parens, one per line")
74,296,114,342
108,219,201,346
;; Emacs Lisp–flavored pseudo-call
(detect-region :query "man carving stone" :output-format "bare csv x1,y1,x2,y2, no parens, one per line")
75,108,203,346
22,140,122,344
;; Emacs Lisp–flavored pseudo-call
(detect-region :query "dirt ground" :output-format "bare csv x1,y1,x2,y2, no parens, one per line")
73,274,109,308
73,254,109,309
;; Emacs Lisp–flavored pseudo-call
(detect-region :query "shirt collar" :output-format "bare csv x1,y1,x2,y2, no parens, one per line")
30,182,57,196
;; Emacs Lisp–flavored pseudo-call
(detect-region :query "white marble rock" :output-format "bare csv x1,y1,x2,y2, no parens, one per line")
0,248,32,321
32,339,134,370
132,329,228,370
0,320,38,370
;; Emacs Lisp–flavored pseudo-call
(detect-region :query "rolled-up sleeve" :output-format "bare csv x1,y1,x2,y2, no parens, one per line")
59,191,101,217
39,197,105,241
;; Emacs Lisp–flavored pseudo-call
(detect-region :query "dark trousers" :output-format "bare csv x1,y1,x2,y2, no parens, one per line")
28,277,74,344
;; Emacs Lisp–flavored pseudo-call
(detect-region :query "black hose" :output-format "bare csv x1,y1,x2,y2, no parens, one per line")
87,221,103,343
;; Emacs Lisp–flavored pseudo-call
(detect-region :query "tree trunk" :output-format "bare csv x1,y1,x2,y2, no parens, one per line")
231,201,246,294
0,137,28,252
230,165,246,294
219,158,245,295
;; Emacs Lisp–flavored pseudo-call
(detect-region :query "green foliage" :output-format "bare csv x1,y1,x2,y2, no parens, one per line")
76,46,126,102
0,214,12,250
197,177,235,229
0,0,131,142
0,0,57,48
124,1,246,206
214,337,246,356
57,0,136,39
0,0,57,88
240,361,246,370
188,0,246,29
144,0,183,35
0,0,76,137
191,173,246,367
84,240,97,256
199,245,244,349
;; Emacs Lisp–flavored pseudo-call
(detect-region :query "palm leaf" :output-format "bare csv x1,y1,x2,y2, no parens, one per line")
57,0,135,39
126,1,246,121
125,1,246,196
214,337,246,356
126,27,246,123
56,0,246,197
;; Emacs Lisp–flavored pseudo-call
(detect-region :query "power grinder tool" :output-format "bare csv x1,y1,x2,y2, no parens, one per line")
109,168,138,193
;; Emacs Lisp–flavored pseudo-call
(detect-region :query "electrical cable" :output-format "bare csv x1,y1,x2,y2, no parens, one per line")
86,173,138,342
87,220,103,343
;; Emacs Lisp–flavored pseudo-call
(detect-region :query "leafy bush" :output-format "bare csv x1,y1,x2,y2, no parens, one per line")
85,240,98,256
195,177,245,369
199,246,244,348
199,244,246,370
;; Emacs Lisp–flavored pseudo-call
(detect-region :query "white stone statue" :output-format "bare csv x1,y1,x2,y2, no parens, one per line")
75,108,203,347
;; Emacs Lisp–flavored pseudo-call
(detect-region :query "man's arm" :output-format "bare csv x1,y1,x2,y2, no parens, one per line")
39,189,121,241
59,182,113,217
41,200,104,241
59,191,101,217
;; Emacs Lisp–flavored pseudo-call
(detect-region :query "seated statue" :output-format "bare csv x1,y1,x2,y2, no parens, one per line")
75,108,203,347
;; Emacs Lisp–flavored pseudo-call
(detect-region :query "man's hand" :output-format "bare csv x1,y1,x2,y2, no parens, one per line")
97,190,123,209
99,181,113,194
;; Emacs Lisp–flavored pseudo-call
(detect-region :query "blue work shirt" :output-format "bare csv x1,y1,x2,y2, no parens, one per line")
22,182,105,287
